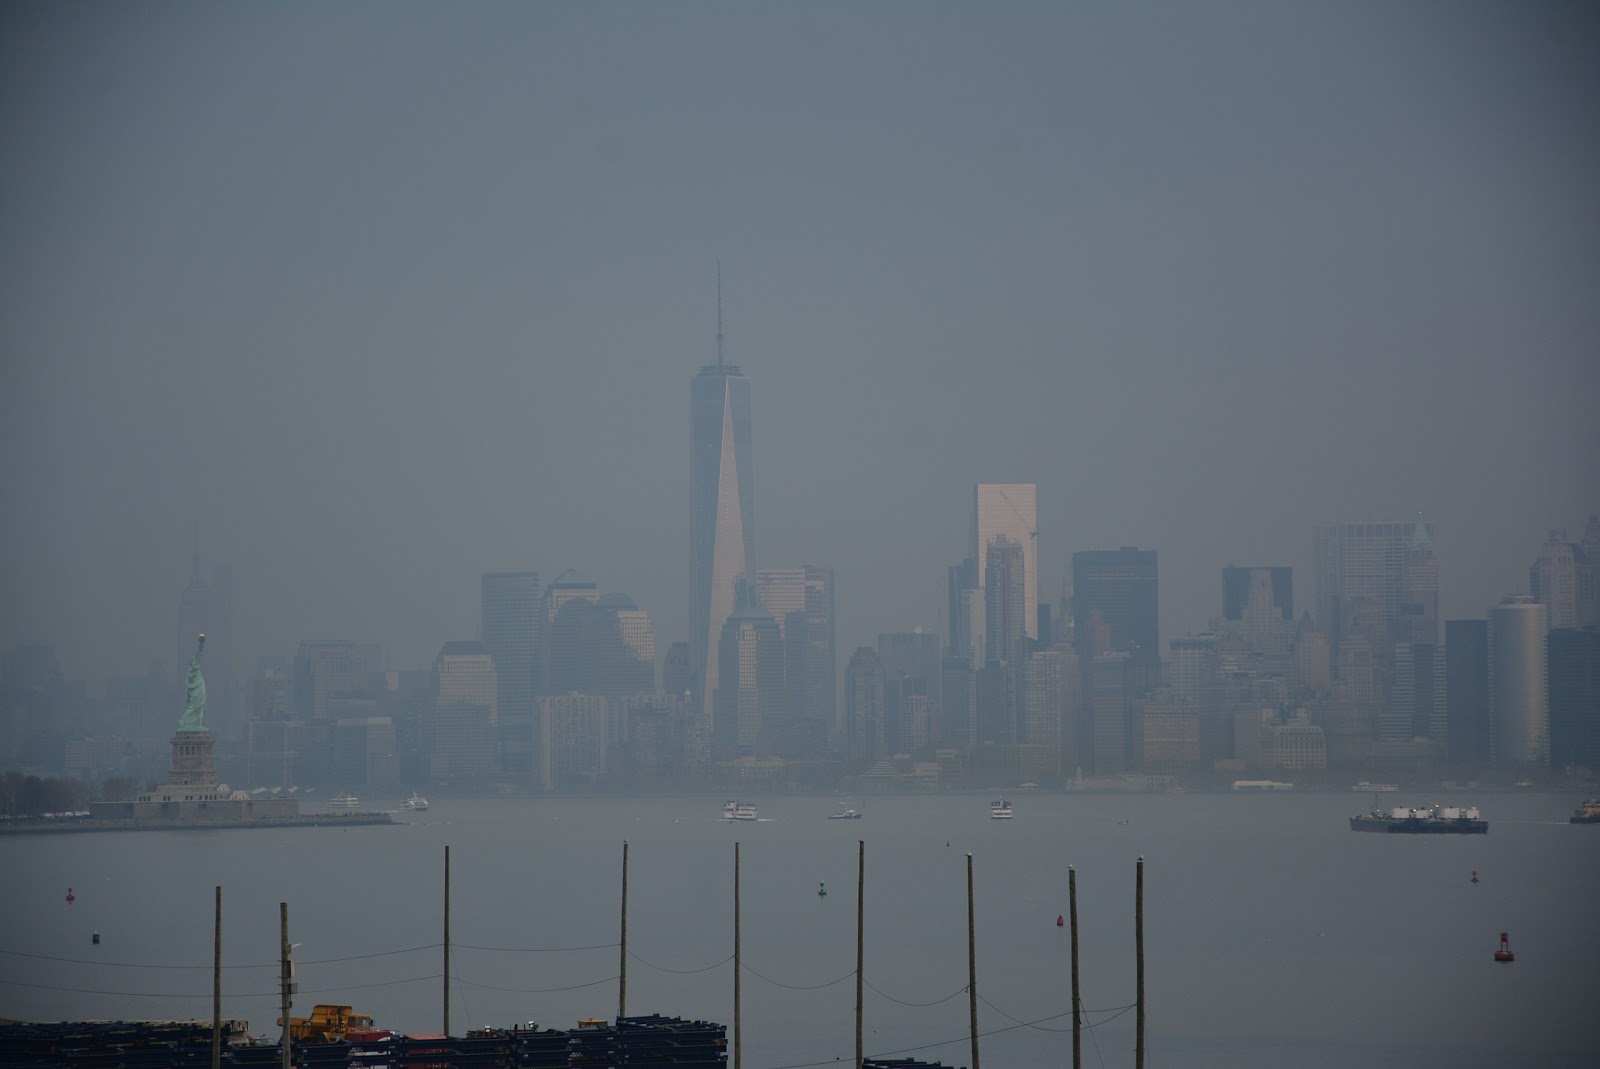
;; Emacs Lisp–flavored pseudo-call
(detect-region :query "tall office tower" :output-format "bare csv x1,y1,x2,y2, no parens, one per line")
544,569,600,695
971,484,1037,642
663,642,692,699
1383,643,1444,744
592,594,656,697
1313,519,1436,661
947,558,977,657
1488,596,1549,766
845,646,885,766
757,565,837,741
1024,646,1079,778
1168,636,1219,704
482,572,540,775
1548,628,1600,771
432,640,500,780
690,275,756,723
1444,619,1490,764
1222,566,1293,622
1088,651,1134,774
1072,548,1159,669
292,640,366,721
984,536,1027,665
538,692,609,790
1530,528,1599,630
939,655,976,749
714,604,784,755
878,630,941,753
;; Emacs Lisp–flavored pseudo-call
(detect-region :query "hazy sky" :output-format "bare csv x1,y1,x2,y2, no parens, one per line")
2,1,1596,688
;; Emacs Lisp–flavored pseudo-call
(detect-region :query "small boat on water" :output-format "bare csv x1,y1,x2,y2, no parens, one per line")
330,792,360,809
828,805,863,820
403,793,430,811
723,800,758,822
990,800,1014,820
1570,799,1600,825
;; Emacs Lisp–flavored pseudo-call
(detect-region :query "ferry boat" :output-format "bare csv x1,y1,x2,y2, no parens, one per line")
827,805,863,820
1352,781,1399,793
1232,780,1294,792
329,793,360,809
403,793,430,811
1570,799,1600,825
1349,803,1487,834
723,800,758,822
990,800,1014,820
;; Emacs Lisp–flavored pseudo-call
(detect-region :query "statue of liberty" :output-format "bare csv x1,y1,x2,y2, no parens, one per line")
179,633,208,732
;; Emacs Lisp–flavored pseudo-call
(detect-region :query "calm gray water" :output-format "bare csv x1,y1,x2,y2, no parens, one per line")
3,791,1596,1068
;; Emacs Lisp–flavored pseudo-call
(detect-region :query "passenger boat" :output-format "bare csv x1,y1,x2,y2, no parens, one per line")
990,799,1014,820
723,800,759,822
1570,799,1600,825
403,793,430,811
329,793,360,809
1352,781,1399,793
828,805,863,820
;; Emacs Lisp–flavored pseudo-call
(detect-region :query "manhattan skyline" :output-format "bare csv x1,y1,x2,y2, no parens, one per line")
1,2,1596,688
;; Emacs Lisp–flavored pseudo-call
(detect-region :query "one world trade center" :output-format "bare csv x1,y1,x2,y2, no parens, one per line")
689,271,755,725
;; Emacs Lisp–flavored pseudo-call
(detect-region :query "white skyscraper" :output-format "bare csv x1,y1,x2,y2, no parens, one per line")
971,483,1038,642
1488,595,1549,766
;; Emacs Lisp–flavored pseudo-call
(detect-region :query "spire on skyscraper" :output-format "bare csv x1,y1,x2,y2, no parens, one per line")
716,261,725,367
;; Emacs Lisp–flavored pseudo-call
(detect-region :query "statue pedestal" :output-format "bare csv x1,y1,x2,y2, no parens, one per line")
167,729,218,788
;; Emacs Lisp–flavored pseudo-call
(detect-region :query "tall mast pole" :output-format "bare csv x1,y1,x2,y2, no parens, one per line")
212,885,221,1069
734,841,742,1069
967,853,980,1069
443,845,451,1037
619,840,629,1022
855,839,864,1069
1136,856,1145,1069
1070,866,1080,1069
279,902,291,1069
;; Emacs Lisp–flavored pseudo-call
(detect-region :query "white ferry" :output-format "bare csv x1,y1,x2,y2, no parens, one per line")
1231,780,1293,792
990,799,1014,820
1352,781,1399,793
329,792,360,809
723,800,759,822
403,793,430,811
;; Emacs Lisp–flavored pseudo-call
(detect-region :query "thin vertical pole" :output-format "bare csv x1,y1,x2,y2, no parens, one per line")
1136,856,1145,1069
619,840,629,1022
967,853,980,1069
855,839,864,1069
279,902,290,1069
734,841,742,1069
212,886,221,1069
1070,866,1080,1069
443,845,451,1037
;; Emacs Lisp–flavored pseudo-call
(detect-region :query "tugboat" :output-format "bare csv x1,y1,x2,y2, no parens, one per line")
1569,799,1600,825
1349,803,1487,834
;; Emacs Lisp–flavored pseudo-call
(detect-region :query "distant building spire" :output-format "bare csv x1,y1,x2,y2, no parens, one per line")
715,261,725,367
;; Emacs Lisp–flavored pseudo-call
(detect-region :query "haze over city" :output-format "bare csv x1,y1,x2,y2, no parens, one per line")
3,1,1595,689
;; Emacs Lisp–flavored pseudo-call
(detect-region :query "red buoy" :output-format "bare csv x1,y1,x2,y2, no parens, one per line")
1494,932,1514,963
65,887,75,904
1056,914,1064,927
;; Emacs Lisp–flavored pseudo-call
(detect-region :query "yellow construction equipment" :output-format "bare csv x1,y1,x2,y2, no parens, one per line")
276,1005,376,1043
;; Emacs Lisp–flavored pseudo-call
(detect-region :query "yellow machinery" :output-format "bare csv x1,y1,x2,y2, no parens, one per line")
277,1005,376,1043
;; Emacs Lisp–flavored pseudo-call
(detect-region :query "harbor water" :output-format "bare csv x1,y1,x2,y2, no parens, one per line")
2,790,1596,1067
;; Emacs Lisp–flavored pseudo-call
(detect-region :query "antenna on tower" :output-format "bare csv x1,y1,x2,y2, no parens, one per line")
716,261,725,367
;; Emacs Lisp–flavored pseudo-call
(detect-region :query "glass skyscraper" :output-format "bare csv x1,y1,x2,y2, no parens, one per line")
689,279,755,720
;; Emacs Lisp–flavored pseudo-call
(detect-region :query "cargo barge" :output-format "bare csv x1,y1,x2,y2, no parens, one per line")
1349,803,1487,834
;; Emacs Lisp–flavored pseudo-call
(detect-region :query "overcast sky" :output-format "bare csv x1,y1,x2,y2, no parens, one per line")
2,1,1596,688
